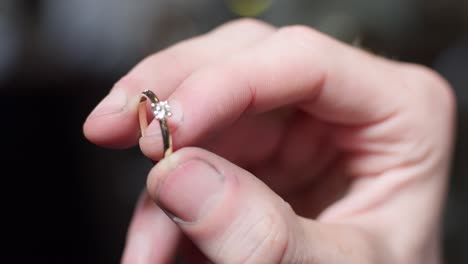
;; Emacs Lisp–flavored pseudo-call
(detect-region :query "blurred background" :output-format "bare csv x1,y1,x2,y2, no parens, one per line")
2,0,467,263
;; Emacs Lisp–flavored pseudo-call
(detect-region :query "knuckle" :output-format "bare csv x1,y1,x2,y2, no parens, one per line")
402,64,456,113
214,18,274,33
396,63,456,168
276,25,324,47
228,17,271,29
216,208,292,264
241,213,289,263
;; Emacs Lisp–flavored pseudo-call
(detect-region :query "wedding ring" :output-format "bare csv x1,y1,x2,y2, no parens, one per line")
138,89,173,158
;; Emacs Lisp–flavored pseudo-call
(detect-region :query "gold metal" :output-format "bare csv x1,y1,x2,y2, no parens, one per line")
138,89,173,158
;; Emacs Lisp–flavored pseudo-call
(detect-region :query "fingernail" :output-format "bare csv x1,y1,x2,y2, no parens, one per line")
154,158,225,223
144,100,183,136
89,87,128,117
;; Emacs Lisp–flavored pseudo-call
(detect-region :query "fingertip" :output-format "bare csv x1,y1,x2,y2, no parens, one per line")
145,148,228,222
146,149,180,192
138,134,164,161
83,109,140,149
145,147,300,263
83,85,145,148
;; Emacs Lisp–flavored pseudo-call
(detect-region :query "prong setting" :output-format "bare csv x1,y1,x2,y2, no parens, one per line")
152,101,172,121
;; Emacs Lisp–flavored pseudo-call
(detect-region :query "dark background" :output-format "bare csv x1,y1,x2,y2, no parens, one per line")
2,0,467,263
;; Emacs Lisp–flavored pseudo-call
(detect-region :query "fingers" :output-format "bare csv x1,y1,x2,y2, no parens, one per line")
121,192,180,264
143,25,414,155
146,147,381,263
83,19,274,148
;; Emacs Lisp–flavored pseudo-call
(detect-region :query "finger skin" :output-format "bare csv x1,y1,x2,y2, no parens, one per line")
149,26,406,156
145,24,455,234
146,147,383,263
84,18,456,264
121,192,180,264
86,18,276,264
145,25,454,178
147,147,298,263
83,19,274,148
142,23,455,263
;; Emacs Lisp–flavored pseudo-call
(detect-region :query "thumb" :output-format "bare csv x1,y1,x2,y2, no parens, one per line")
146,147,379,263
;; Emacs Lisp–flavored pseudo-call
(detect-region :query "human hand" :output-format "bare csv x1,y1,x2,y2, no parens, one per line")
83,19,455,263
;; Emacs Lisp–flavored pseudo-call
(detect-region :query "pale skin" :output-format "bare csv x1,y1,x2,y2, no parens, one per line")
83,19,456,263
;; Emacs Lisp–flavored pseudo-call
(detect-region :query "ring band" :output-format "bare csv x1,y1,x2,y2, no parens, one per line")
138,89,173,158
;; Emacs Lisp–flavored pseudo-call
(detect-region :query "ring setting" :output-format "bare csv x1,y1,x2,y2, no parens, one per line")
138,89,173,158
152,100,172,121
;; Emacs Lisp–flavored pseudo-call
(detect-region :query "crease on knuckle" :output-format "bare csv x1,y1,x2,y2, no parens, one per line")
397,64,456,167
239,213,289,264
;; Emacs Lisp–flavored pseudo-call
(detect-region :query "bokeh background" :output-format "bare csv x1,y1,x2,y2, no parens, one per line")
2,0,467,263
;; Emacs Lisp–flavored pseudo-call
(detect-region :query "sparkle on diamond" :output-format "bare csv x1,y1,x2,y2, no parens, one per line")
153,101,172,120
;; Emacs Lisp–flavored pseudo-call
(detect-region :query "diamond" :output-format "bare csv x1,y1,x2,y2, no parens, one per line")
153,101,172,120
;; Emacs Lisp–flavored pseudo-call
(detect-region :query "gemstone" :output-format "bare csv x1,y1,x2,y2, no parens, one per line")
153,101,172,120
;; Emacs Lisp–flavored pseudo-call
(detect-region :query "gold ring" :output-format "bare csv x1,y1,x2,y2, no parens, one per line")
138,89,173,158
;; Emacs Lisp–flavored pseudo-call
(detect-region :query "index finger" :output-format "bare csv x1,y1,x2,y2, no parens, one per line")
152,26,428,151
83,19,274,148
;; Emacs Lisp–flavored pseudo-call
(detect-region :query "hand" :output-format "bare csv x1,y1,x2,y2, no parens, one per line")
84,19,455,263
